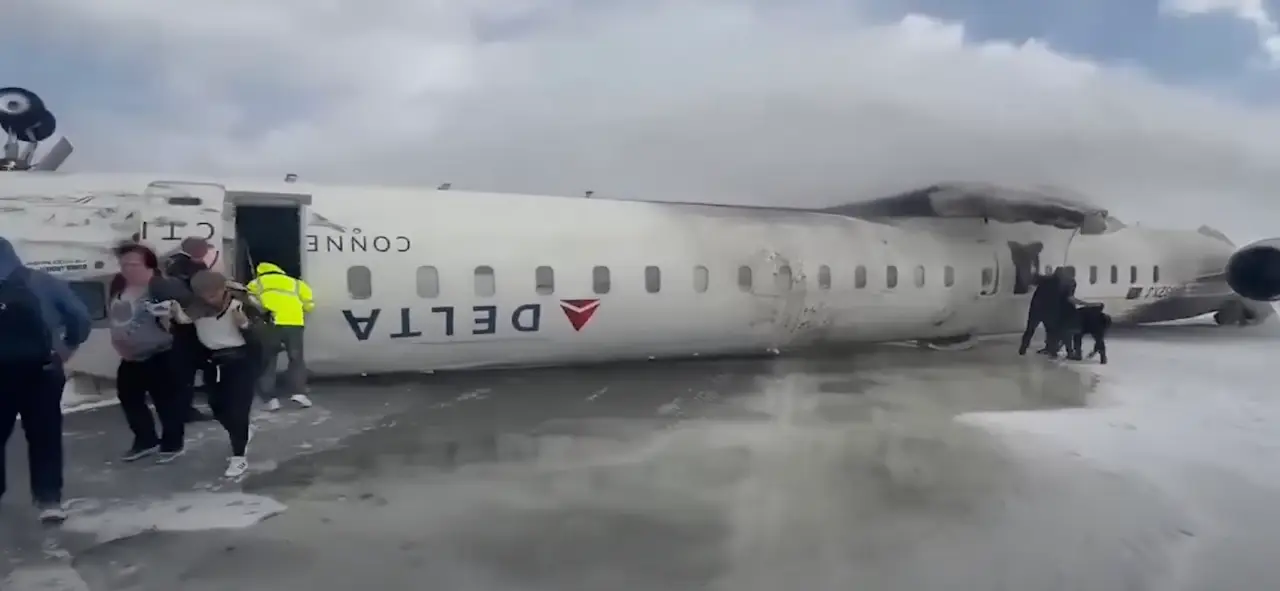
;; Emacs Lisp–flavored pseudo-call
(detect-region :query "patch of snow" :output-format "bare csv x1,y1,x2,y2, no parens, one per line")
2,564,90,591
60,377,117,414
60,492,286,544
961,327,1280,486
960,324,1280,587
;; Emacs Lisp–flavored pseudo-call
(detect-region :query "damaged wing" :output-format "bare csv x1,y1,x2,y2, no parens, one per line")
822,182,1110,234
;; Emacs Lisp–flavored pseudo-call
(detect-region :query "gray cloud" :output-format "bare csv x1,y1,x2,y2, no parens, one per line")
9,1,1280,242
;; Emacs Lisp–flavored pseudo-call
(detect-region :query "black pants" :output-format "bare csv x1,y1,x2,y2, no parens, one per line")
1072,332,1108,362
0,360,66,504
208,349,258,456
173,330,209,406
1019,313,1056,353
117,350,186,452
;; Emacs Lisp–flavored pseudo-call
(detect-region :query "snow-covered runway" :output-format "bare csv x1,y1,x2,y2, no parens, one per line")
5,322,1280,590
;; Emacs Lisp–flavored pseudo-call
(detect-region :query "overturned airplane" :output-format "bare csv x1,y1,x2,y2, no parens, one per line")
0,87,1274,382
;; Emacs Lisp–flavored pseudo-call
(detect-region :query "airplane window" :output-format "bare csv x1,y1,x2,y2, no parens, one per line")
592,266,611,294
944,266,955,287
886,265,898,289
1129,265,1138,283
535,266,555,295
1089,265,1098,284
737,266,753,292
1152,265,1160,283
855,265,867,289
347,266,372,300
67,281,107,321
1064,266,1075,277
1110,265,1118,284
981,267,994,288
693,265,709,293
914,265,925,287
474,266,495,297
776,265,793,291
415,266,439,298
645,266,661,293
818,265,831,290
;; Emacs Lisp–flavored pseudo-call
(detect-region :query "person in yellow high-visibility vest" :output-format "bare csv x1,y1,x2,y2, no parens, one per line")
246,262,314,410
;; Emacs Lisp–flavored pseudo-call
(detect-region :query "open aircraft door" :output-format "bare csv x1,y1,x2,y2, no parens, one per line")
137,181,228,272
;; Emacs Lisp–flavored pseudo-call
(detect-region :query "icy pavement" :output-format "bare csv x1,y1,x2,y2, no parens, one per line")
965,321,1280,590
3,328,1280,590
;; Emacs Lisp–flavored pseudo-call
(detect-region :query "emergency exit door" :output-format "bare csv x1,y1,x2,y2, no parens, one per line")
138,181,228,271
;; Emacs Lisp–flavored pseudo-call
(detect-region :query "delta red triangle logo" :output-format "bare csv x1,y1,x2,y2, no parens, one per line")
559,299,600,331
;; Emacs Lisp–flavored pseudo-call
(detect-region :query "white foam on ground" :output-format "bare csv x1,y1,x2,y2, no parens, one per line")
960,325,1280,587
4,493,283,590
61,492,287,544
3,565,90,591
961,329,1280,485
60,378,118,414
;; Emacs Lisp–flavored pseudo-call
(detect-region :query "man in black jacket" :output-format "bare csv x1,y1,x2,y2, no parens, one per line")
1051,267,1082,358
164,237,214,423
1019,268,1063,355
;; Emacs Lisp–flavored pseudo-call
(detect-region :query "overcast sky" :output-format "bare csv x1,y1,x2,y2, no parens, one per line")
3,0,1279,241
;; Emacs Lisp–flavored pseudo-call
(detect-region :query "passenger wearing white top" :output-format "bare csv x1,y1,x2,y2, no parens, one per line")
172,270,263,478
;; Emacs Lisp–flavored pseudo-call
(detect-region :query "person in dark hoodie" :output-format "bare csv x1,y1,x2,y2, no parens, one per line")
164,237,214,423
1052,266,1088,359
0,236,92,523
1018,267,1064,356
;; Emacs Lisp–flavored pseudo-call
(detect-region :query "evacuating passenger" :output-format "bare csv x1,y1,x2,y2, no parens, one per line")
176,270,268,478
0,237,91,523
1018,267,1062,355
1050,267,1084,359
108,243,188,465
1073,304,1110,364
164,237,214,424
246,262,314,410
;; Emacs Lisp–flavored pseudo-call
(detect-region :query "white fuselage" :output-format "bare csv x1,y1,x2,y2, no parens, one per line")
0,173,1245,379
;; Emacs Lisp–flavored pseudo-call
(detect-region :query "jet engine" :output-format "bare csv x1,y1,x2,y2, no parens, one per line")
1226,238,1280,302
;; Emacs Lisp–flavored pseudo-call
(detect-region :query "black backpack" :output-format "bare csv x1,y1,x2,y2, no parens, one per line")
0,267,54,364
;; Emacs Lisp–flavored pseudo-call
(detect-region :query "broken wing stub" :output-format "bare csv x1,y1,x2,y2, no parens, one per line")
825,182,1110,234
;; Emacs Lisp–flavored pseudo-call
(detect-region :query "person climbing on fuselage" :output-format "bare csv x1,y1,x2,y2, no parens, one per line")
1019,267,1064,356
246,262,314,410
1053,268,1081,358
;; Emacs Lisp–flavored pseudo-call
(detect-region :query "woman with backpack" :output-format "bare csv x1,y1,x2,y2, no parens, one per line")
108,243,188,464
171,270,267,478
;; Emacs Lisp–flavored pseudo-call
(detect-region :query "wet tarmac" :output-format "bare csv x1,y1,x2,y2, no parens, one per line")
0,340,1207,590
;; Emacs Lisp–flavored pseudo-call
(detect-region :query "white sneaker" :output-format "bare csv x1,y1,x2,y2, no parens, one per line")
224,456,249,478
36,501,67,524
264,398,281,411
289,394,313,408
